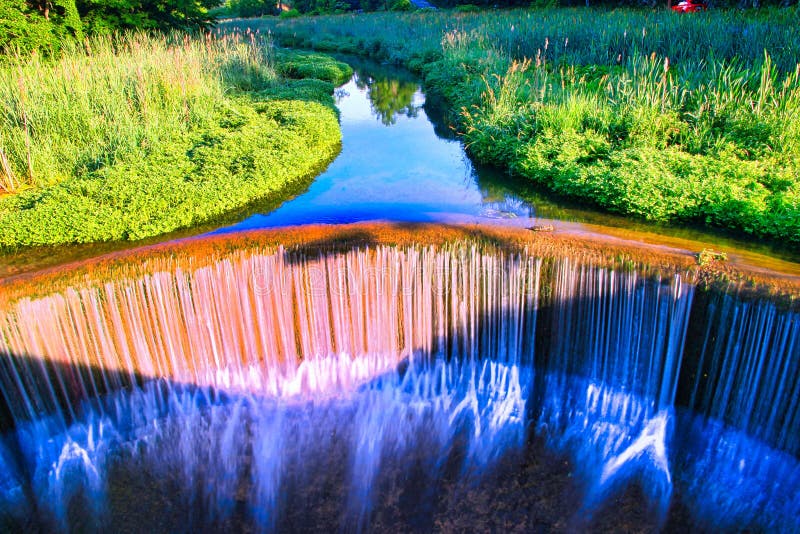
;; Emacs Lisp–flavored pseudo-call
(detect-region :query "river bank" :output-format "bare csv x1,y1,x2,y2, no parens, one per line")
0,36,350,250
225,8,800,250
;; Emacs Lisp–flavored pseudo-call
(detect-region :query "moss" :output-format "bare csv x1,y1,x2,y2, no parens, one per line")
275,49,354,86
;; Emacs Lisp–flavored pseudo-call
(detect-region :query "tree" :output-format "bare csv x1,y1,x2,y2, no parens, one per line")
0,0,82,54
230,0,274,17
76,0,218,34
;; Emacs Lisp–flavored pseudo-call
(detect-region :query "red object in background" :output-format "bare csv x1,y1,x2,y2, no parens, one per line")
671,0,708,12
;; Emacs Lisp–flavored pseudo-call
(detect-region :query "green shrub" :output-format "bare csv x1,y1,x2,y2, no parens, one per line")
279,8,301,17
275,49,353,84
230,0,274,17
0,0,82,55
390,0,413,11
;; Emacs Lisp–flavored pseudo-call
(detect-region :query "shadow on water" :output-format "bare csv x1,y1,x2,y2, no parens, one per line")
1,245,798,532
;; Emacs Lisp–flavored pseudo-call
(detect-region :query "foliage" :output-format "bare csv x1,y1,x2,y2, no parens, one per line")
0,33,348,248
1,0,217,55
229,0,274,17
76,0,218,34
224,8,800,248
390,0,413,10
0,0,83,54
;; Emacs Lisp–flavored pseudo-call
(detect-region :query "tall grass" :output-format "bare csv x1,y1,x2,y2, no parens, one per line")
0,32,275,194
226,8,800,72
226,8,800,247
0,32,349,248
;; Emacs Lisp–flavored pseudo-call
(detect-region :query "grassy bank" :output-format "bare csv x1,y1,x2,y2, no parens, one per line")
224,8,800,249
0,34,352,249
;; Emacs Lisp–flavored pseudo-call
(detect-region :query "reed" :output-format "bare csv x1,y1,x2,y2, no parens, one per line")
0,33,249,191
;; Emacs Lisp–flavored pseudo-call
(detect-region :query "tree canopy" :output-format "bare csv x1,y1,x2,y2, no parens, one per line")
77,0,218,34
0,0,216,54
1,0,83,54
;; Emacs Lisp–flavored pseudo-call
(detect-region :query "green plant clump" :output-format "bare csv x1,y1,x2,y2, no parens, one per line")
225,8,800,250
275,49,354,85
0,33,351,249
279,8,301,18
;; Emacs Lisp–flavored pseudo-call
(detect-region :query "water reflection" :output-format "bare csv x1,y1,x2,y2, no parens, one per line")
213,63,499,230
356,73,420,126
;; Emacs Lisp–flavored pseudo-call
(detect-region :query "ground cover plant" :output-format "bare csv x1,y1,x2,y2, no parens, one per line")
0,34,352,248
225,8,800,248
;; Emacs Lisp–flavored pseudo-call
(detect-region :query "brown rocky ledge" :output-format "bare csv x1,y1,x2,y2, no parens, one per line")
1,222,798,310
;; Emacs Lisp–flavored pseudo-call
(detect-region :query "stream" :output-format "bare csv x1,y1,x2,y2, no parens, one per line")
213,57,800,275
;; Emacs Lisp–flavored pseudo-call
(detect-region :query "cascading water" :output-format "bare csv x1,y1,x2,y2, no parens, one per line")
0,245,538,531
0,242,798,531
674,292,800,531
536,260,694,524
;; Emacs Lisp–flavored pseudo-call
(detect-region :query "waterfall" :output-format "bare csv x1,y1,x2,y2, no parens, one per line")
535,260,694,523
0,244,538,531
684,292,800,456
0,242,797,531
674,292,800,531
0,245,538,415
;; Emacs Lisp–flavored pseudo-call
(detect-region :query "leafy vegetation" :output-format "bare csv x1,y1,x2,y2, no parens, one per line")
224,8,800,248
0,33,352,248
275,49,354,85
0,0,217,56
0,0,83,55
76,0,218,34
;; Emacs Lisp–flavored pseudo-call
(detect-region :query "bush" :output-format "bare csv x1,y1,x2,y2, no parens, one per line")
230,0,274,17
0,0,82,55
275,49,354,84
390,0,413,11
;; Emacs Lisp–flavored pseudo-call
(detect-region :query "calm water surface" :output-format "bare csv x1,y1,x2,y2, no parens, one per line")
213,70,533,231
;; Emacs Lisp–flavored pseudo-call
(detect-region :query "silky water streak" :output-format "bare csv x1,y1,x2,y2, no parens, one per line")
0,241,798,532
0,244,539,530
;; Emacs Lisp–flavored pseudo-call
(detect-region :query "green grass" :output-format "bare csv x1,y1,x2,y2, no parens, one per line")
223,8,800,249
0,33,352,249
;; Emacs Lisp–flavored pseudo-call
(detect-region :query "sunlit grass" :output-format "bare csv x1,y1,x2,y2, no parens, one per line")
0,32,349,248
0,32,274,193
